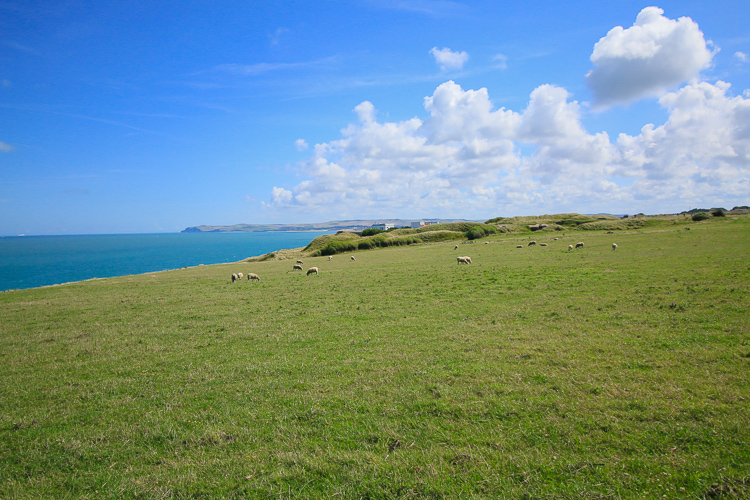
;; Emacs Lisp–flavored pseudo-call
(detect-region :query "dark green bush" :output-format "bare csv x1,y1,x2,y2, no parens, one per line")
712,208,726,217
320,241,357,256
692,212,710,221
361,228,385,237
465,224,497,240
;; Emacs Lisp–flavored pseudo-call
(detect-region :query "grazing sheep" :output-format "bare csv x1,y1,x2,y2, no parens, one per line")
297,260,304,264
293,264,303,271
575,242,584,249
328,256,333,261
457,256,472,265
307,267,319,275
237,272,243,280
612,243,618,251
568,245,573,251
247,273,261,282
540,243,548,247
528,241,536,246
231,273,238,283
553,237,559,241
351,256,356,261
454,245,459,250
517,245,523,249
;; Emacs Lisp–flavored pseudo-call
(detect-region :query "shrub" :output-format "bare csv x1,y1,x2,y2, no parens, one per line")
320,241,357,256
361,228,385,237
712,208,726,217
466,224,497,240
692,212,711,221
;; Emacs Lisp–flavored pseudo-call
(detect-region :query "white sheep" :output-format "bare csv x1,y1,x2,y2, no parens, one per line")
237,272,243,280
307,267,319,275
575,242,584,249
293,264,303,271
553,237,559,241
612,243,618,251
231,273,238,283
328,255,333,261
568,245,573,251
247,273,261,282
454,245,459,250
517,245,523,249
297,259,304,264
351,256,356,261
457,256,472,265
528,241,536,246
540,243,548,247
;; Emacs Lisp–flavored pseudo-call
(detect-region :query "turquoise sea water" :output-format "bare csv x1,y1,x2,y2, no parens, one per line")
0,232,332,292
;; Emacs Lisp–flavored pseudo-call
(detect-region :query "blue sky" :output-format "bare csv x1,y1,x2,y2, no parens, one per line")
1,0,749,235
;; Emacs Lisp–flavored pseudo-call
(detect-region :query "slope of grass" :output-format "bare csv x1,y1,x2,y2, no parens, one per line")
1,216,749,499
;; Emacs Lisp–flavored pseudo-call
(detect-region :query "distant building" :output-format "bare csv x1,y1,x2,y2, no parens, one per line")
410,221,425,228
372,223,394,231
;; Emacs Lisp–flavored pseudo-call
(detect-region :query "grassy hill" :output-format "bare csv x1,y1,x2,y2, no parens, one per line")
1,214,749,498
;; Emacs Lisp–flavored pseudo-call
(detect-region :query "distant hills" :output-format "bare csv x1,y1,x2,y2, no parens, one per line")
181,219,477,233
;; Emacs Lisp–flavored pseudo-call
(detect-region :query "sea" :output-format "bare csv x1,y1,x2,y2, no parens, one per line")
0,231,333,292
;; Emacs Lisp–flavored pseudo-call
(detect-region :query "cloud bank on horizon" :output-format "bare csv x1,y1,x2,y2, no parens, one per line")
271,6,749,218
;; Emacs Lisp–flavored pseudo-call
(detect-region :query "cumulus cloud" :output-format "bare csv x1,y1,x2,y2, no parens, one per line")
586,7,714,109
430,47,469,71
295,138,309,151
268,8,749,218
270,77,749,217
735,51,748,63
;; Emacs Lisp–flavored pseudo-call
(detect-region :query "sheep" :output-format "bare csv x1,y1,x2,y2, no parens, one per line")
231,273,238,283
528,241,536,246
575,242,584,249
568,245,573,251
297,260,304,264
247,273,261,282
293,264,303,271
612,243,618,251
517,245,523,249
553,237,559,241
307,267,319,276
237,272,243,280
454,245,459,250
328,256,333,261
539,243,548,247
457,256,472,265
351,256,356,261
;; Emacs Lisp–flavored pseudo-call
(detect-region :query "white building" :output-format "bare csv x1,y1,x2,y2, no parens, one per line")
410,221,425,228
372,223,394,231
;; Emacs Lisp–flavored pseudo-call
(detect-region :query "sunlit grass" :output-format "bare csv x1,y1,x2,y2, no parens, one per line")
1,216,749,498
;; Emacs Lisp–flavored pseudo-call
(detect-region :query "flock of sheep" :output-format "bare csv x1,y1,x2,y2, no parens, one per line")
230,237,618,283
229,258,341,283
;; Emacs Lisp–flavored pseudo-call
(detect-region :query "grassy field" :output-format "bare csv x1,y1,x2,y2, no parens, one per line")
1,215,749,499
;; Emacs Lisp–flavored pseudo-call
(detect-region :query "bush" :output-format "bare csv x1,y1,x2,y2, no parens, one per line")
465,224,497,240
320,241,357,256
692,212,710,221
361,228,385,237
712,208,726,217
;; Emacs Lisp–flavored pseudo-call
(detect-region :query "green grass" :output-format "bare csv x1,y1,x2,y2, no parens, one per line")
1,215,749,499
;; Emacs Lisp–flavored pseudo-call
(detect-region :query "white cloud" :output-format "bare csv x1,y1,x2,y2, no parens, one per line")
492,53,508,69
430,47,469,71
295,138,309,151
0,141,14,152
735,51,748,63
266,9,749,218
586,7,714,109
269,77,749,217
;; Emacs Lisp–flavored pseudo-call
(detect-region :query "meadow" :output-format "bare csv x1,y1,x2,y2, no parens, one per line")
1,215,748,499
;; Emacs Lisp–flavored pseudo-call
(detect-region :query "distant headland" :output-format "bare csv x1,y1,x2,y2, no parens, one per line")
181,219,477,233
